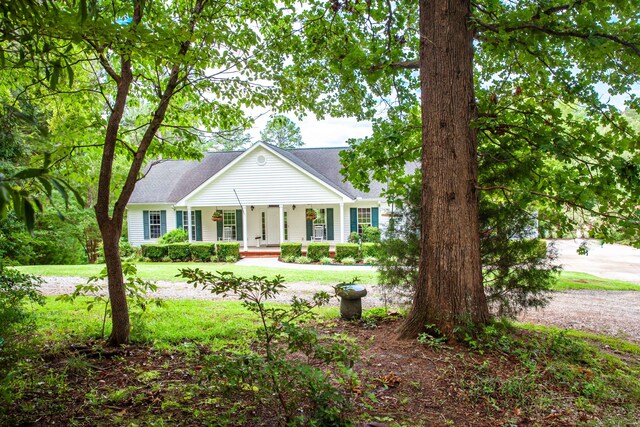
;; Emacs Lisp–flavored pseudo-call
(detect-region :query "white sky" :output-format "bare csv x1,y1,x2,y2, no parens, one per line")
247,112,373,148
243,83,638,149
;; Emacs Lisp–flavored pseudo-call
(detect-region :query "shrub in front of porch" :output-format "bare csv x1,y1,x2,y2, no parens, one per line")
216,242,240,261
361,242,382,259
306,243,330,262
159,229,188,244
190,243,215,261
335,244,360,262
280,242,302,259
167,243,191,261
141,244,168,261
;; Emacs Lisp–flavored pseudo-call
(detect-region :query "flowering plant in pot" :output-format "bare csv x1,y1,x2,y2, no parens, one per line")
211,211,223,221
306,209,317,221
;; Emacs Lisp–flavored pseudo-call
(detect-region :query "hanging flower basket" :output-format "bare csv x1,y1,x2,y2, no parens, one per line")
211,211,223,222
306,209,317,221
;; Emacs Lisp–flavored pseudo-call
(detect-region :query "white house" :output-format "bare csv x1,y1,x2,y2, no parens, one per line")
126,142,390,251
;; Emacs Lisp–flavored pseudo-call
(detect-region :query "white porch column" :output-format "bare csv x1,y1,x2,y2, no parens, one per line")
279,204,285,243
187,206,193,243
339,202,345,243
242,206,248,251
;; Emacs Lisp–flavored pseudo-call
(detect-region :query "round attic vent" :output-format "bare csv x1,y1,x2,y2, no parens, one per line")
257,154,266,166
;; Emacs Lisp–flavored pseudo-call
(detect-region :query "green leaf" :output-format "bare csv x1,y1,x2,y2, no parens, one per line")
66,63,74,87
50,64,60,90
13,168,47,179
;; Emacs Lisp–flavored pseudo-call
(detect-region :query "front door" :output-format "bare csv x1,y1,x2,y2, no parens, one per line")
266,207,280,246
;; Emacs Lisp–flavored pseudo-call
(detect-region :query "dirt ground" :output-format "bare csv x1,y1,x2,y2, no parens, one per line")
40,276,640,343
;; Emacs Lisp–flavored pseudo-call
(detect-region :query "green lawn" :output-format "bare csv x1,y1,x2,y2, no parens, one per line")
15,262,377,284
35,297,340,349
554,271,640,291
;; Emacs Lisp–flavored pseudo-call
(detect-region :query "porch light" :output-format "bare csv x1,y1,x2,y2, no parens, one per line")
292,205,296,210
251,205,254,211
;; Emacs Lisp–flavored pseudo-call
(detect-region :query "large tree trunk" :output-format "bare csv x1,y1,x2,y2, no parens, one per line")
399,0,490,338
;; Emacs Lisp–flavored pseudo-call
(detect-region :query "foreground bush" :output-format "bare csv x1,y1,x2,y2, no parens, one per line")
167,243,191,261
179,269,357,426
335,243,360,261
280,242,302,259
141,244,168,261
361,242,381,259
216,242,240,261
159,229,188,244
190,243,215,261
0,264,44,376
306,243,329,261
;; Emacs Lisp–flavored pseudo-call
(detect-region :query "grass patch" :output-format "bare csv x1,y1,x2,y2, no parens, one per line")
34,297,339,350
15,262,376,285
517,323,640,356
553,272,640,291
36,297,261,349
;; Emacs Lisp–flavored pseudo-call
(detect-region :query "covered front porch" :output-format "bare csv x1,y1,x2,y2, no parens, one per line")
239,244,339,258
179,203,348,251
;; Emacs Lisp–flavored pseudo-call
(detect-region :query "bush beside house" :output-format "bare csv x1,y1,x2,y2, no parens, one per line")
167,243,191,261
306,243,330,262
141,243,221,262
361,242,381,259
141,244,168,261
216,242,240,261
280,243,302,259
335,244,360,261
190,243,215,261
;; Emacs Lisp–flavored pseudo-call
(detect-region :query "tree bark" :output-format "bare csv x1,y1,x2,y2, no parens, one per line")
100,220,129,345
399,0,490,338
92,0,205,346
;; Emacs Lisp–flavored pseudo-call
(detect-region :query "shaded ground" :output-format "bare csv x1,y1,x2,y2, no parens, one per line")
3,318,638,426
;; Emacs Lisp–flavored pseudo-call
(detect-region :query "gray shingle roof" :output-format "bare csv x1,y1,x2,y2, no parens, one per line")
128,143,384,204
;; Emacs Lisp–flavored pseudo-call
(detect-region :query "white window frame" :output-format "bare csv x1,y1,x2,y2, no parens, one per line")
223,210,237,240
180,211,197,241
149,210,162,239
313,208,326,239
357,208,372,234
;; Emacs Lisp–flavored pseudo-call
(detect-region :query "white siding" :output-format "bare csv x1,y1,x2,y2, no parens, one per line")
127,204,175,247
183,147,346,206
128,202,390,247
341,202,390,240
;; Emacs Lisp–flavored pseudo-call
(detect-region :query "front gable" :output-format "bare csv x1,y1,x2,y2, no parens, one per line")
179,145,351,206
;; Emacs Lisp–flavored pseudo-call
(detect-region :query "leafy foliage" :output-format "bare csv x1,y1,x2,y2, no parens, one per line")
57,262,164,339
159,229,188,244
215,242,240,261
189,243,215,261
179,269,357,426
335,244,360,261
377,179,558,317
280,242,302,259
141,244,168,262
481,201,560,317
166,244,190,262
306,243,330,262
0,263,44,375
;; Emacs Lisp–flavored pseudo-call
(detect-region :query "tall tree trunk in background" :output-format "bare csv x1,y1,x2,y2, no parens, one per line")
399,0,490,338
